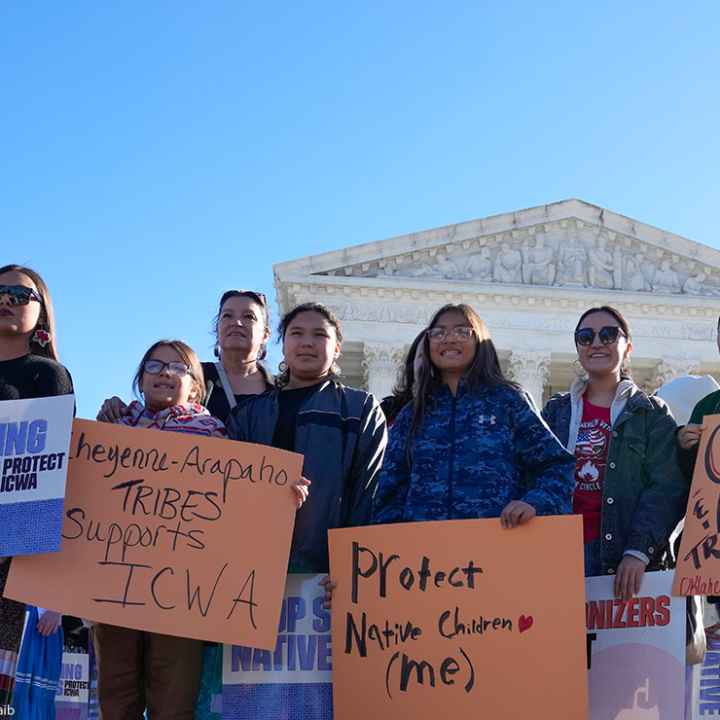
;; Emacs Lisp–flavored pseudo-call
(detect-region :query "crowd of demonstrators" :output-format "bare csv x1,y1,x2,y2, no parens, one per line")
2,262,716,719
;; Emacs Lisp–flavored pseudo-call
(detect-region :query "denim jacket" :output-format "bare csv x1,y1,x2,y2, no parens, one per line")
542,379,688,574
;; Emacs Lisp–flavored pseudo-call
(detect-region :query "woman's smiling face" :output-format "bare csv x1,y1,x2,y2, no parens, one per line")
575,310,631,378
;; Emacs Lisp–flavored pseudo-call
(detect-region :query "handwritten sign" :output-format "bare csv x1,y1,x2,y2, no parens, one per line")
586,572,685,719
674,414,720,595
328,517,588,720
5,419,303,649
0,395,75,555
223,574,332,720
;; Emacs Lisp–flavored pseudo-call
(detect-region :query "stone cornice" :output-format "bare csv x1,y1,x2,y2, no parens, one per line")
273,199,720,278
280,275,720,323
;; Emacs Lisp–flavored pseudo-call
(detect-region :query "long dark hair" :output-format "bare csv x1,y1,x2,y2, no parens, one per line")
381,330,426,424
0,264,60,361
409,303,515,448
212,289,270,360
276,302,343,388
575,305,632,379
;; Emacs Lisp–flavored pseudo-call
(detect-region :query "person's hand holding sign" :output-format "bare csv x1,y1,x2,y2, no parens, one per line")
678,423,704,450
614,555,646,600
293,477,311,508
500,500,537,529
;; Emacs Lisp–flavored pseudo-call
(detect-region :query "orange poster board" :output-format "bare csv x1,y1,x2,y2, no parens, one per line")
329,516,588,720
673,413,720,596
6,419,303,649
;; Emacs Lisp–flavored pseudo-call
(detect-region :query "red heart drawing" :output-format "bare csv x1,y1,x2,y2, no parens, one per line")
518,615,534,633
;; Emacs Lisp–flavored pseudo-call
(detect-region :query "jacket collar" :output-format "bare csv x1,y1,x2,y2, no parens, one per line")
565,377,651,451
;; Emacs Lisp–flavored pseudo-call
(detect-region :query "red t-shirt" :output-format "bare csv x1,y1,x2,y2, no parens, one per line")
573,397,612,543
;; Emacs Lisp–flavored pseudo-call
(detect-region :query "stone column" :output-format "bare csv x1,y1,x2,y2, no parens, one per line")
362,342,406,400
507,350,552,408
649,354,702,392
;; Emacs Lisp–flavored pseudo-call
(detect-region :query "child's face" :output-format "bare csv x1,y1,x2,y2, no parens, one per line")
282,311,340,382
141,345,197,412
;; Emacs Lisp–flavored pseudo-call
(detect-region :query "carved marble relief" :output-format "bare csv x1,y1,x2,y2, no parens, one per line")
350,224,720,297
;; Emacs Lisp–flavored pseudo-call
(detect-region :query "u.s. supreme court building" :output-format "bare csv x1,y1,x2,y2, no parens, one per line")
273,199,720,406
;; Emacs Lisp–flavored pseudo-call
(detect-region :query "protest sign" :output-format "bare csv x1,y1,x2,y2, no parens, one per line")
55,650,90,720
223,574,332,720
674,413,720,596
328,516,587,720
689,634,720,719
586,572,685,719
0,394,75,555
6,418,303,649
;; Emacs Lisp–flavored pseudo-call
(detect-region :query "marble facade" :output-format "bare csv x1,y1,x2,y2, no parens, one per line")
273,199,720,405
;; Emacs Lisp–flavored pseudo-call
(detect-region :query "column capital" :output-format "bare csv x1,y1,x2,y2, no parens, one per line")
507,350,552,407
650,354,702,391
362,342,407,399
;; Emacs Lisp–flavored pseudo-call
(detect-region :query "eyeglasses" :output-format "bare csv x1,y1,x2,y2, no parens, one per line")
143,360,194,377
574,326,626,347
427,326,474,342
0,285,42,306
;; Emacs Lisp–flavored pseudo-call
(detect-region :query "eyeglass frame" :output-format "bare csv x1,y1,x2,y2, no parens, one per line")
142,359,195,378
426,326,475,342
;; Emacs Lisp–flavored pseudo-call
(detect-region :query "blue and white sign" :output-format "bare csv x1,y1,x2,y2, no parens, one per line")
223,573,333,719
0,395,74,555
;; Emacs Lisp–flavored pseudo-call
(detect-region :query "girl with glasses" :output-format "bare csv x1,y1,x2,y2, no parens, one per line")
92,338,309,720
0,264,72,709
372,303,574,530
98,289,273,426
542,306,687,598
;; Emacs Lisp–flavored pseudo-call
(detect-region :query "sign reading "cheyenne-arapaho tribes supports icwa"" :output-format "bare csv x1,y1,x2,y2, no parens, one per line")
0,395,75,556
6,419,303,650
329,517,588,720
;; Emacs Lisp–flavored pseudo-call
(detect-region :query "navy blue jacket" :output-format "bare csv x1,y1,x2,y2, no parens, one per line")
372,382,574,523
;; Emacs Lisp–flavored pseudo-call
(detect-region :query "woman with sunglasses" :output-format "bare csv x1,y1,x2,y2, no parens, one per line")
0,264,73,707
373,303,574,529
98,289,273,426
542,306,687,598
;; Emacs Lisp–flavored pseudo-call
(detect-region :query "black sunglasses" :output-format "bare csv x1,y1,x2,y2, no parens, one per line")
574,326,626,347
0,285,42,306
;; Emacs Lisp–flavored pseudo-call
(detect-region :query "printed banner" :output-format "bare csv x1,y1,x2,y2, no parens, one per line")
223,574,332,719
0,394,75,555
689,633,720,719
6,419,303,649
674,413,720,595
55,651,90,720
586,571,685,719
328,516,588,720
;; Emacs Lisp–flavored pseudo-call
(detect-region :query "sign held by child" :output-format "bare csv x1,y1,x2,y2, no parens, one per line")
5,418,303,650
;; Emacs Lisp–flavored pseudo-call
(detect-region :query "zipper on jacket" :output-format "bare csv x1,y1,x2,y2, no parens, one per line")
447,393,457,518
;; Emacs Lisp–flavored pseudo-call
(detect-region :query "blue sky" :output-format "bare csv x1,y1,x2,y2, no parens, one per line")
2,1,718,417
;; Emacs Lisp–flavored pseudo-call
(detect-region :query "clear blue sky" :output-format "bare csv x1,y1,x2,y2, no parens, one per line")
2,1,718,417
